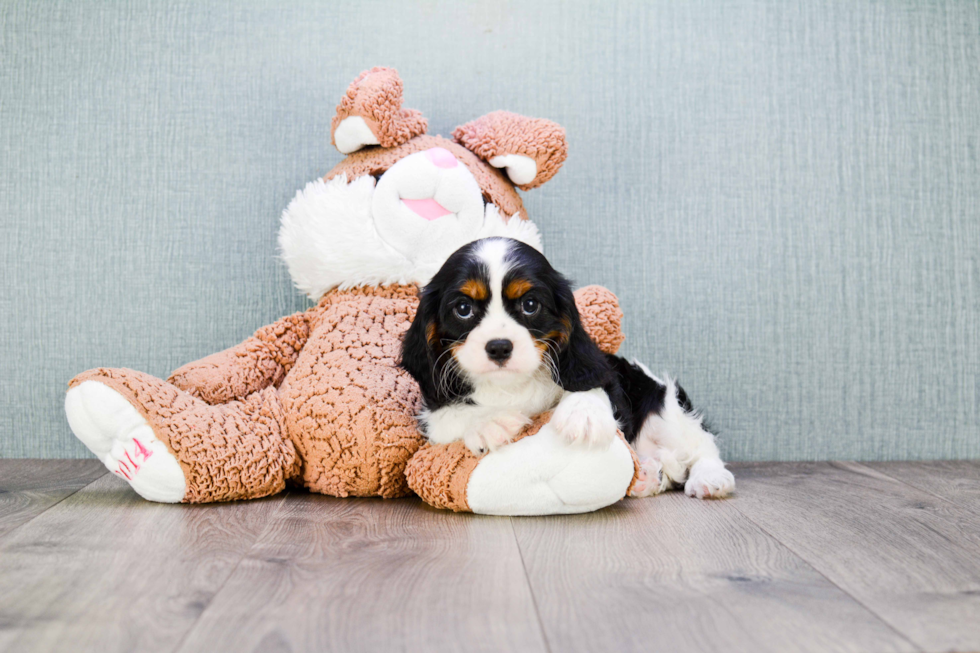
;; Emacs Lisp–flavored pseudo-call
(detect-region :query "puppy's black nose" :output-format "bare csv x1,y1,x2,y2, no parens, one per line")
485,339,513,364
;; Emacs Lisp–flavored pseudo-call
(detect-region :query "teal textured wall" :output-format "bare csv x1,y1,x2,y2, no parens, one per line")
1,1,978,459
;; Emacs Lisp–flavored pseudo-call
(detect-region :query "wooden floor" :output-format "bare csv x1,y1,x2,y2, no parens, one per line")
1,461,979,653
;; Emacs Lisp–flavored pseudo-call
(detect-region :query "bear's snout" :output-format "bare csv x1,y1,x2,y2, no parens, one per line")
425,147,458,169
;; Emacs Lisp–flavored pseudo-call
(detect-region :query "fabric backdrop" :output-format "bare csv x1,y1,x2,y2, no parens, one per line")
2,0,978,459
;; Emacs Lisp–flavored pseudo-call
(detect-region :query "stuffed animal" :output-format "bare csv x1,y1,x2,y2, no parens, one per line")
64,67,639,515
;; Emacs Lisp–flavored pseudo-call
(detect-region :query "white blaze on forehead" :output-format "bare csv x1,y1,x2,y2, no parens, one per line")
473,237,514,305
455,238,543,379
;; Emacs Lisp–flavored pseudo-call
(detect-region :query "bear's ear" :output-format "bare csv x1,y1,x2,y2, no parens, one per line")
331,67,428,154
452,111,568,190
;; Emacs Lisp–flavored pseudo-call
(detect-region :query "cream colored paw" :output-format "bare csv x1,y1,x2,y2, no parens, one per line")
463,430,490,456
684,458,735,499
630,455,670,497
552,389,618,448
464,411,531,455
65,381,186,503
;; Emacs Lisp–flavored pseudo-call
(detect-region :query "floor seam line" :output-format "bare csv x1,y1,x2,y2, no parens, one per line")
0,467,109,545
167,491,292,653
728,491,925,653
857,462,978,513
510,519,553,653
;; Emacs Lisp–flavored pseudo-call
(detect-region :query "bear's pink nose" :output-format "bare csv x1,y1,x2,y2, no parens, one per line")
425,147,458,169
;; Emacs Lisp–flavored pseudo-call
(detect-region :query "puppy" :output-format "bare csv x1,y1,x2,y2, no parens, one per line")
400,237,735,499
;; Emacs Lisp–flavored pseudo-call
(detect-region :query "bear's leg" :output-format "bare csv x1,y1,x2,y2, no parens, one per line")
66,368,298,503
66,378,186,502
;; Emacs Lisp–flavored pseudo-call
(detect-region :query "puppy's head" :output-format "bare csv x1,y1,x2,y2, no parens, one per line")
401,237,589,404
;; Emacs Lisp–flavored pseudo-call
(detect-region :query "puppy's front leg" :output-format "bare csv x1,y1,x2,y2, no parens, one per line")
552,388,620,448
422,404,530,455
465,410,530,455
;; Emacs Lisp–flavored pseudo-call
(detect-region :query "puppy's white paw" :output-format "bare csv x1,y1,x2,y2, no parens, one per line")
465,411,530,455
552,390,619,449
630,455,670,497
684,458,735,499
488,411,532,446
463,431,490,456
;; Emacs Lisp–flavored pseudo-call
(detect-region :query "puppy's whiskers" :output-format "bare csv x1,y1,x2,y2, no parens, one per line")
433,340,466,399
539,338,563,389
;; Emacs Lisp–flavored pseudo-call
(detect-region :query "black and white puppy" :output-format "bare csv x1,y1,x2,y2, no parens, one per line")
400,237,734,499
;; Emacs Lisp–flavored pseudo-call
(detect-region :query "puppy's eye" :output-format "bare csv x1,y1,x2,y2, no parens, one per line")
454,301,473,319
521,298,539,316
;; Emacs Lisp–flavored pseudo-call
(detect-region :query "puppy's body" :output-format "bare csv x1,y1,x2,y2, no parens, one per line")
402,238,620,454
400,237,734,499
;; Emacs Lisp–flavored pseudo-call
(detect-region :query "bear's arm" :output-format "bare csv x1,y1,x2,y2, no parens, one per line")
167,311,312,404
573,285,624,355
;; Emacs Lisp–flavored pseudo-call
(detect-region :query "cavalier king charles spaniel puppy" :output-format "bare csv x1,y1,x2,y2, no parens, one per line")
400,237,734,498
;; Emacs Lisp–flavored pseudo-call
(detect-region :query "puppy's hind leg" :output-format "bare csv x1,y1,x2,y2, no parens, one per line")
631,365,734,499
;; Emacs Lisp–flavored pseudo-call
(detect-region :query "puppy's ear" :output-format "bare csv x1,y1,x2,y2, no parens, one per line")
400,286,442,405
553,278,613,392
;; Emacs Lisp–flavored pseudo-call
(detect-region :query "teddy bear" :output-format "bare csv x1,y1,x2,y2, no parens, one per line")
64,67,639,515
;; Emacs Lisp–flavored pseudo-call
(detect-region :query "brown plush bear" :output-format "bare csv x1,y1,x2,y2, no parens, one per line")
65,68,639,515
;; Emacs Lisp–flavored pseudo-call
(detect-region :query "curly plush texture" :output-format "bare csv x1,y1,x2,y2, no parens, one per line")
573,285,626,355
453,111,568,190
331,67,427,149
67,68,629,513
324,134,526,221
169,312,311,404
278,285,425,498
68,368,299,503
69,285,625,505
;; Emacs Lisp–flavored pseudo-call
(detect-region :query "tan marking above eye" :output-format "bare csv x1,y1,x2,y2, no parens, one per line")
460,279,488,300
505,279,533,299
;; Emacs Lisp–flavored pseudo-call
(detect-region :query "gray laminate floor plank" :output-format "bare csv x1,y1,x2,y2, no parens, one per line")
0,473,285,653
729,461,980,653
511,491,915,653
0,459,106,540
866,460,980,512
7,461,980,653
174,493,549,653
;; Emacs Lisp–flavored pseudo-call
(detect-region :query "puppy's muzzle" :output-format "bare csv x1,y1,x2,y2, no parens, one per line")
485,339,513,365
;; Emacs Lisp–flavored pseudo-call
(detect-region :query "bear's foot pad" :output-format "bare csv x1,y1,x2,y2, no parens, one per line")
66,381,186,503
